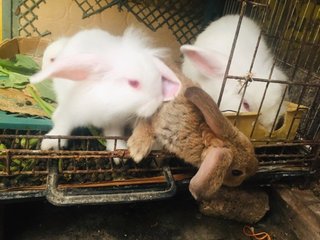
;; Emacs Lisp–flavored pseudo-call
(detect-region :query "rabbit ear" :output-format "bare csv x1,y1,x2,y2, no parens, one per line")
180,45,227,77
30,54,108,83
153,58,181,101
184,87,237,138
189,147,233,200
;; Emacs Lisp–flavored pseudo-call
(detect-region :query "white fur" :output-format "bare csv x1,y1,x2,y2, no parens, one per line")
181,15,287,131
41,37,73,104
34,28,181,153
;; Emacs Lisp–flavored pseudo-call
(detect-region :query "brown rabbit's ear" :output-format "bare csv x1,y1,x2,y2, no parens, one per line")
189,147,233,200
184,87,237,138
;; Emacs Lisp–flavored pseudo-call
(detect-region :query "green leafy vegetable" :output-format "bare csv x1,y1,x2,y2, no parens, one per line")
0,71,7,77
8,72,30,88
34,79,56,102
15,54,40,71
0,143,7,151
0,54,40,90
26,85,55,117
0,54,106,148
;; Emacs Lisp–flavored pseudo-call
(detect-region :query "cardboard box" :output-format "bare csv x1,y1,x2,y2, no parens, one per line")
13,0,182,61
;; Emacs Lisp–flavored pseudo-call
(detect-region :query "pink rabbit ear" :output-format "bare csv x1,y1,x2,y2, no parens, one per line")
153,58,181,101
180,45,227,77
30,53,108,83
189,147,233,201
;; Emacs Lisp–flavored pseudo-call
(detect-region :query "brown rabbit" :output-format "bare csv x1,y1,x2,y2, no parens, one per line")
127,62,258,200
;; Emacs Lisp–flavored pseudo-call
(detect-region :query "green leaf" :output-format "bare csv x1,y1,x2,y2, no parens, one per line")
34,79,56,102
0,65,10,75
0,54,39,75
9,71,29,84
0,63,34,89
0,71,8,77
0,74,14,88
0,58,17,70
26,85,55,117
15,54,40,71
8,72,30,89
0,75,9,85
0,143,7,150
22,159,35,171
88,127,106,147
0,54,41,90
20,138,39,149
12,159,21,165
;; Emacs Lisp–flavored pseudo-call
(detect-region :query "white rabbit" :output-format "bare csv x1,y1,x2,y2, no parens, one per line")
41,37,72,104
181,15,287,132
30,28,181,155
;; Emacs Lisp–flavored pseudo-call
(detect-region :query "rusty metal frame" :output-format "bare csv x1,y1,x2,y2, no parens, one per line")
46,165,176,205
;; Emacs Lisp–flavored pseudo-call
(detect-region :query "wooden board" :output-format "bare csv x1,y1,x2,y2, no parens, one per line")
272,186,320,240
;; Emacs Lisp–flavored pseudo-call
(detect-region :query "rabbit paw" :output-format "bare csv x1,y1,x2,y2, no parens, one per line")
127,137,153,163
41,138,68,150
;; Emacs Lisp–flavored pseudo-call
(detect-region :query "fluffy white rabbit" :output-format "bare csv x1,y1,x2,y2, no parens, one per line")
31,28,181,154
41,37,72,104
181,15,287,132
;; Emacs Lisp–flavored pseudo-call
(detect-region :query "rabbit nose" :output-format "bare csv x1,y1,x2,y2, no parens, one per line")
231,169,244,176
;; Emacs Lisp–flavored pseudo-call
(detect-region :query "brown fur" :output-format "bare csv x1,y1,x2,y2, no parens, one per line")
128,62,258,200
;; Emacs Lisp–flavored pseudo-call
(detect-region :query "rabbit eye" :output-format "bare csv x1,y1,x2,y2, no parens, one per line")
128,79,140,89
243,100,250,111
50,58,55,62
231,169,243,176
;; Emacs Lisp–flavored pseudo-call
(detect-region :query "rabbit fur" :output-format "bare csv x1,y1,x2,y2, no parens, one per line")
128,61,258,200
181,15,288,132
31,28,181,154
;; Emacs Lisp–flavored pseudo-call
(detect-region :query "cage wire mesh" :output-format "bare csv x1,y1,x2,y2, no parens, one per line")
73,0,210,44
2,0,320,202
122,0,208,44
222,0,320,138
17,0,50,37
220,0,320,178
17,0,211,44
74,0,120,18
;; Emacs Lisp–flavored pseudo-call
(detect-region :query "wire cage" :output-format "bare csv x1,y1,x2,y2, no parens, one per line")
12,0,224,44
221,0,320,176
0,0,320,204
